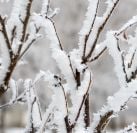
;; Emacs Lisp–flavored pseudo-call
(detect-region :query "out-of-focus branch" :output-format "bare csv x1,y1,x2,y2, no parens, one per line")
116,123,137,133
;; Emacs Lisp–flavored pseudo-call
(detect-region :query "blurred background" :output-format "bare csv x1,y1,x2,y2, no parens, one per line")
0,0,137,132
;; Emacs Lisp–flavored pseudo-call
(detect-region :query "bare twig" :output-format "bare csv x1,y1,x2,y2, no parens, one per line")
47,18,63,50
72,72,91,128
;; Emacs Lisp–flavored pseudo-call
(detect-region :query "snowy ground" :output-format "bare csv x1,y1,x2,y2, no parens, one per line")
0,128,24,133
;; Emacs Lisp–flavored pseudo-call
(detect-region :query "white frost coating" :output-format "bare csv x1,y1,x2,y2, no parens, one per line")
52,49,76,89
19,21,42,56
103,0,118,21
91,80,137,132
70,49,86,72
116,123,137,133
84,17,101,54
25,79,42,132
75,128,90,133
0,33,10,85
44,19,76,89
44,19,60,49
9,0,29,21
106,81,137,112
75,107,86,133
116,15,137,35
33,70,46,84
39,103,54,133
77,69,92,95
124,28,137,78
41,0,49,15
43,71,67,116
7,0,28,37
32,13,45,27
9,79,18,103
78,0,99,55
39,71,67,133
79,0,119,57
106,31,127,87
69,70,91,123
90,40,106,61
48,8,60,18
7,0,30,54
84,0,119,57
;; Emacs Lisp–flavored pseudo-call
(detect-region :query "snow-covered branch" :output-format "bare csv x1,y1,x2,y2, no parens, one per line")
1,0,137,133
80,0,120,63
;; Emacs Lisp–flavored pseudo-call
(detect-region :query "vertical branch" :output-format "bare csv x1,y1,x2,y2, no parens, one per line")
75,69,81,87
84,94,90,128
72,73,92,128
115,37,128,82
41,0,50,16
82,0,100,59
25,80,42,133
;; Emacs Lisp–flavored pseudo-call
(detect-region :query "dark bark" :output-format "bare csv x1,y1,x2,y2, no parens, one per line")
84,94,90,128
65,116,73,133
94,111,113,133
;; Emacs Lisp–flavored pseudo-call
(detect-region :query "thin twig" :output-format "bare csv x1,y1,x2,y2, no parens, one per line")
90,47,107,62
82,0,100,59
47,18,63,50
60,83,69,115
128,49,136,68
72,72,92,128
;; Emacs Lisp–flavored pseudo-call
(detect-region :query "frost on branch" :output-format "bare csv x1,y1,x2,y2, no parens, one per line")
91,79,137,133
106,31,127,87
25,79,42,132
79,0,120,63
78,0,99,56
1,0,137,133
90,15,137,133
0,30,10,85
